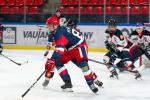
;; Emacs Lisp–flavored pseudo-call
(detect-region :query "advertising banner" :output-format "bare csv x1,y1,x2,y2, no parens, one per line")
3,24,137,48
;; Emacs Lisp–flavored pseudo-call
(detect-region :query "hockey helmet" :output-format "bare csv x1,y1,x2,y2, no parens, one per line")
136,23,144,28
136,23,145,34
46,16,59,25
55,9,61,13
108,19,117,27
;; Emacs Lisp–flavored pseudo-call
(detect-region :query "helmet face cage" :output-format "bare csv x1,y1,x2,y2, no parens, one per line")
108,19,117,27
55,9,61,13
136,23,145,33
106,19,117,33
136,23,145,28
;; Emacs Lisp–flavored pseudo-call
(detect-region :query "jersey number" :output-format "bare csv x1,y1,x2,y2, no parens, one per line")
72,29,84,40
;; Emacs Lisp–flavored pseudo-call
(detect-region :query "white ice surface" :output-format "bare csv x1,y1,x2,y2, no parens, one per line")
0,50,150,100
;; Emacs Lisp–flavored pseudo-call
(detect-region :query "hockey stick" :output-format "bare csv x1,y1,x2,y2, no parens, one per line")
88,58,118,68
88,58,139,74
0,53,28,66
21,70,46,98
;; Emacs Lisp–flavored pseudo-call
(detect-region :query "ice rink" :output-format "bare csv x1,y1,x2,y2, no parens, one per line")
0,50,150,100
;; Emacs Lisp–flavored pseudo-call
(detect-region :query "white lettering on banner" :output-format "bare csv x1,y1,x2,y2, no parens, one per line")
80,32,94,47
2,24,137,48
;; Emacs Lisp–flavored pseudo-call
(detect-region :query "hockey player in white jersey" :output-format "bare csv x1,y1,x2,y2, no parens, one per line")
130,23,150,67
103,19,141,79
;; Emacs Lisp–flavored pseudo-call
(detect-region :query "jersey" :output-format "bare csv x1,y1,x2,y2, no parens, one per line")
51,26,85,62
105,29,128,51
46,15,67,46
47,33,55,47
130,30,150,49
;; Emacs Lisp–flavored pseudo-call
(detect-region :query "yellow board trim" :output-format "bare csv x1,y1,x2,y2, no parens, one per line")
3,45,108,52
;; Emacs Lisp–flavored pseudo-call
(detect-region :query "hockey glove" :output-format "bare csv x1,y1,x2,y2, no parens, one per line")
114,49,121,55
45,58,55,79
45,58,55,71
110,54,118,62
105,41,111,50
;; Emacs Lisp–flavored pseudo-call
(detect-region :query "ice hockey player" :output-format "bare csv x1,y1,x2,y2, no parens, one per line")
42,18,103,90
42,16,101,93
44,9,67,57
0,24,4,54
130,23,150,67
103,19,141,79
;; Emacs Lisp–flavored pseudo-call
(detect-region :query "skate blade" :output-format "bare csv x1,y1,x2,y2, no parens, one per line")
99,86,104,88
135,77,143,81
42,84,48,89
62,88,73,92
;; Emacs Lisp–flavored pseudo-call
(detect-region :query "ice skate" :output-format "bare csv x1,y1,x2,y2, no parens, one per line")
61,81,73,92
89,84,98,93
42,79,49,88
134,71,142,80
94,80,103,88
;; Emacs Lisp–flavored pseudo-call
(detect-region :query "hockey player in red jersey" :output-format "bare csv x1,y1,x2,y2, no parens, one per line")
103,19,141,79
42,16,102,93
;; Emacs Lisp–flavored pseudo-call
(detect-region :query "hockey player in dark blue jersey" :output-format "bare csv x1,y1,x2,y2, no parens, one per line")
44,9,77,57
43,16,100,93
43,32,103,91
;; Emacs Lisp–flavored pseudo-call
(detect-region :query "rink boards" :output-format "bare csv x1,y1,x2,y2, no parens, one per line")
2,24,137,52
